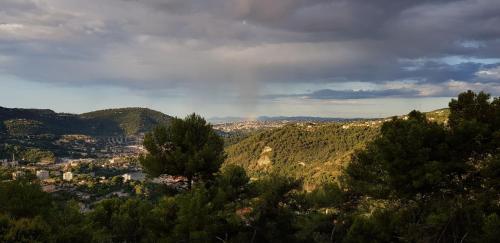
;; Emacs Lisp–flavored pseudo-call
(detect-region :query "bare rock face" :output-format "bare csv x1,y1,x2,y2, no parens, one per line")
257,156,271,166
257,146,272,166
261,146,272,154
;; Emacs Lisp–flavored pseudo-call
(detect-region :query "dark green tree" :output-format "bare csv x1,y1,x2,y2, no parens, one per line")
88,198,153,242
346,110,455,200
166,166,251,242
448,90,500,158
4,144,21,161
0,180,52,218
0,180,93,242
247,175,302,242
141,113,225,189
448,91,495,128
2,216,51,243
344,91,500,242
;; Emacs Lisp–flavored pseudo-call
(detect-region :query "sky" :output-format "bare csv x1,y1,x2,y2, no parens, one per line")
0,0,500,118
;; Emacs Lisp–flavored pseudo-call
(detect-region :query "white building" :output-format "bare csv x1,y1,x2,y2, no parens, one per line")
2,160,18,167
12,171,25,180
63,172,73,181
36,170,49,180
122,172,145,183
122,173,132,182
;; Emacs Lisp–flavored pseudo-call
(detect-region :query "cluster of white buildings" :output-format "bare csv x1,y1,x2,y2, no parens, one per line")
11,171,25,180
1,159,19,167
14,169,146,184
122,171,145,183
63,171,73,181
213,120,288,133
11,169,74,182
36,170,50,180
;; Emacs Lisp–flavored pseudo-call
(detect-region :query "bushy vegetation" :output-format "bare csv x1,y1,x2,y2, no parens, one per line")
141,114,225,188
344,90,500,242
0,144,55,163
3,119,45,136
224,108,452,188
0,91,498,242
225,123,379,188
21,148,56,164
220,130,251,147
424,108,450,123
0,178,91,243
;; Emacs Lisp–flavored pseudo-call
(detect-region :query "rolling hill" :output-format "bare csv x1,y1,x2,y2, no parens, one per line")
224,108,450,189
81,108,173,136
0,107,172,137
224,122,380,189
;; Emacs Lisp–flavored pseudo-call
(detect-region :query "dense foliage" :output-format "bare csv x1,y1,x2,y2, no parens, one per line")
141,113,225,188
21,148,56,164
345,90,500,242
0,91,498,242
0,179,91,243
0,145,55,163
225,123,379,188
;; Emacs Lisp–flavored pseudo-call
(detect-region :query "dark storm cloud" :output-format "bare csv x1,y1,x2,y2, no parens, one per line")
266,88,421,100
0,0,500,98
231,0,455,36
398,61,496,83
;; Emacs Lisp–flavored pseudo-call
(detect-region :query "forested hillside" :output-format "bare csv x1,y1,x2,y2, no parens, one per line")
224,108,450,189
81,108,172,136
225,123,380,188
0,107,89,136
0,107,172,137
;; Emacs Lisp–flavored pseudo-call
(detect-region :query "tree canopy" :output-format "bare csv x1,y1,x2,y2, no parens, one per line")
344,90,500,242
141,113,225,188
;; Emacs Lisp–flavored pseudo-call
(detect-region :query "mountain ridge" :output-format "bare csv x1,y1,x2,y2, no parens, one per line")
0,106,172,137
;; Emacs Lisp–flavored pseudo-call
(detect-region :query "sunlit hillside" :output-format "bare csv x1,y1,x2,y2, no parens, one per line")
224,108,450,189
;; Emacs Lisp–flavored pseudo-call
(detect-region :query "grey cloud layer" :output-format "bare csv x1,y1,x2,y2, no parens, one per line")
265,88,421,100
0,0,499,98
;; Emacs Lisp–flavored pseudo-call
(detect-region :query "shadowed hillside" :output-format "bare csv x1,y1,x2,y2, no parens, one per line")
81,108,172,136
0,107,172,137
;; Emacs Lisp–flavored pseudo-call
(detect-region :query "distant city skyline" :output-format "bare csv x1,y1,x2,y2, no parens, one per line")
1,0,499,117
